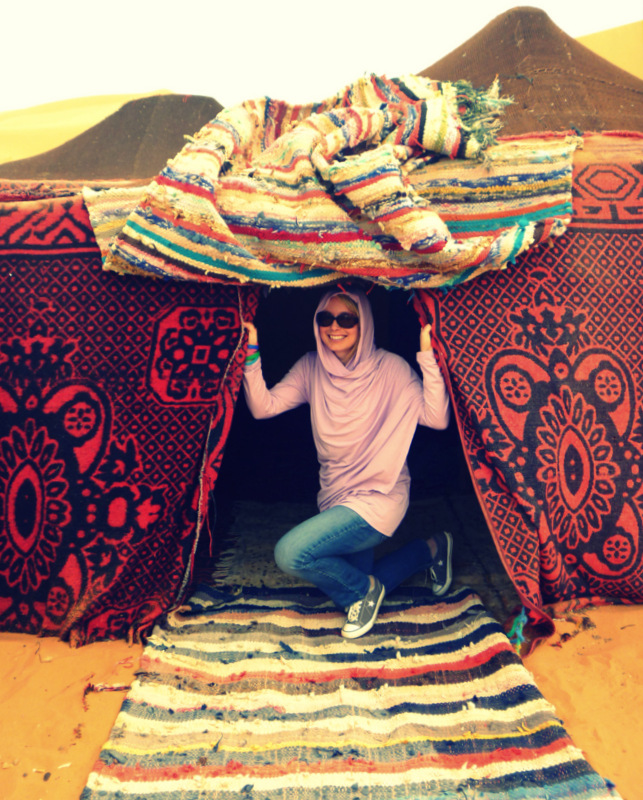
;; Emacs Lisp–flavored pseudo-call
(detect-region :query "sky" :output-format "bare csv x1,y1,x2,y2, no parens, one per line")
3,0,642,113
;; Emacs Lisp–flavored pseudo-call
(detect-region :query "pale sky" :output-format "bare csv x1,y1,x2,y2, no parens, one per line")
3,0,642,113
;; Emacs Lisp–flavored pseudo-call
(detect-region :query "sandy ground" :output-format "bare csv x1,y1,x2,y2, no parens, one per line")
0,634,141,800
0,600,640,800
525,603,642,797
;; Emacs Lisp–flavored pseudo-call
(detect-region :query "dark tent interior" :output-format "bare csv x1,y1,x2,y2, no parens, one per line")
216,285,468,512
207,285,517,622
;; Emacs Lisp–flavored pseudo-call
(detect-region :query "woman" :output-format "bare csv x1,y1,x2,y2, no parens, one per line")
243,288,452,638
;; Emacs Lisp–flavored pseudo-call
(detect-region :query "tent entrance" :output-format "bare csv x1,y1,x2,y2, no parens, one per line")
202,286,520,623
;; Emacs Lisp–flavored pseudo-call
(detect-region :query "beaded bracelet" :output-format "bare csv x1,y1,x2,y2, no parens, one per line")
245,350,260,365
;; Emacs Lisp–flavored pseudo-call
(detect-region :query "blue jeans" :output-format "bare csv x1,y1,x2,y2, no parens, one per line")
274,505,434,608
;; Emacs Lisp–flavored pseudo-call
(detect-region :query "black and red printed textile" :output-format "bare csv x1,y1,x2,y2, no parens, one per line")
416,133,643,643
0,183,258,643
1,131,642,647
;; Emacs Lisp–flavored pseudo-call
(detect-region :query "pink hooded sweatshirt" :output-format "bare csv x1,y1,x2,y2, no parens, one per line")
243,289,450,536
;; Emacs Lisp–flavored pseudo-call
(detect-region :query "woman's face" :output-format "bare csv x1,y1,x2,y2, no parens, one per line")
318,295,360,365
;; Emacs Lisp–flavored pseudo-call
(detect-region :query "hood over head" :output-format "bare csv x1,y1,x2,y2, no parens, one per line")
313,288,381,378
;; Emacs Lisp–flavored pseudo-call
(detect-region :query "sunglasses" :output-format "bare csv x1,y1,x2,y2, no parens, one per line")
315,311,359,329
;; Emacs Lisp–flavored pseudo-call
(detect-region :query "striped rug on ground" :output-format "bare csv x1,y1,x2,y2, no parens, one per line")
81,586,621,799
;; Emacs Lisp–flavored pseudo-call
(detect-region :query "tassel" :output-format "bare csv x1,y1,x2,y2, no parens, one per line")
508,607,529,653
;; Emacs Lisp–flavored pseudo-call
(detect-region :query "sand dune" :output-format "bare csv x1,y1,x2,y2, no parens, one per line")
0,91,170,165
578,20,643,80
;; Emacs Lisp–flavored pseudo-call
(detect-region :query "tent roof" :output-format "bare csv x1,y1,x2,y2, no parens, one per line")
420,6,643,135
0,94,222,180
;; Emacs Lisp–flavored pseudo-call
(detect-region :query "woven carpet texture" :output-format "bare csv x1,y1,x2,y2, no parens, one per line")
81,585,621,799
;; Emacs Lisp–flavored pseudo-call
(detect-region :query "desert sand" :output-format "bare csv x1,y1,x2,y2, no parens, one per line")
577,20,643,81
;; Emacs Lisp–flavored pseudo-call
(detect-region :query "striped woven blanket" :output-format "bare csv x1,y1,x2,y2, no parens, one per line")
84,75,579,290
81,586,621,799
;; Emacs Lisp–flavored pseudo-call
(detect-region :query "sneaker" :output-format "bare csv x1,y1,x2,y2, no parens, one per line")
429,531,453,596
341,577,385,639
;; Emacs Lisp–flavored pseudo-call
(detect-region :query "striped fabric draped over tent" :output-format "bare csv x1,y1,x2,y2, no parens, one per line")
83,74,579,290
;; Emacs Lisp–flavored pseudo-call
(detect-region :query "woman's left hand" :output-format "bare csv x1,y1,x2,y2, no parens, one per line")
419,323,433,352
243,319,259,347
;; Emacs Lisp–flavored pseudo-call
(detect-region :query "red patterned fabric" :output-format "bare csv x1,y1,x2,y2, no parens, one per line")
1,133,641,647
0,188,258,644
415,133,643,644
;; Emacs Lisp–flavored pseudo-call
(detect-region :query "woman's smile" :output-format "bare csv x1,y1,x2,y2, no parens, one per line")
318,296,360,364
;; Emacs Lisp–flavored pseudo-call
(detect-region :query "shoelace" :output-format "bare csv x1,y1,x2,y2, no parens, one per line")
347,600,363,622
430,558,444,582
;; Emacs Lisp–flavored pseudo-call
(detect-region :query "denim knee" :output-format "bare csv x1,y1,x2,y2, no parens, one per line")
274,535,304,575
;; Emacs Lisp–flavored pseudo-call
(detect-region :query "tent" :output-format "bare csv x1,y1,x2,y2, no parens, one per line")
421,6,643,134
0,8,641,649
0,94,223,180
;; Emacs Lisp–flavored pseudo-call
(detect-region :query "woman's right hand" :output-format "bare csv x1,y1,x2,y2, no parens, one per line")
243,319,259,347
419,323,433,352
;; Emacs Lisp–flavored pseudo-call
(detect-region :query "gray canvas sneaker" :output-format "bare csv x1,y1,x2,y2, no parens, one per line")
341,577,385,639
429,531,453,596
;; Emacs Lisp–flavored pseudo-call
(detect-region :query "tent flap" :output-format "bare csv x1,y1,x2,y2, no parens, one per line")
415,133,643,646
0,192,255,643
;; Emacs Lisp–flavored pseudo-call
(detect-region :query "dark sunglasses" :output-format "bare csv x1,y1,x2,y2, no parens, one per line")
315,311,359,329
